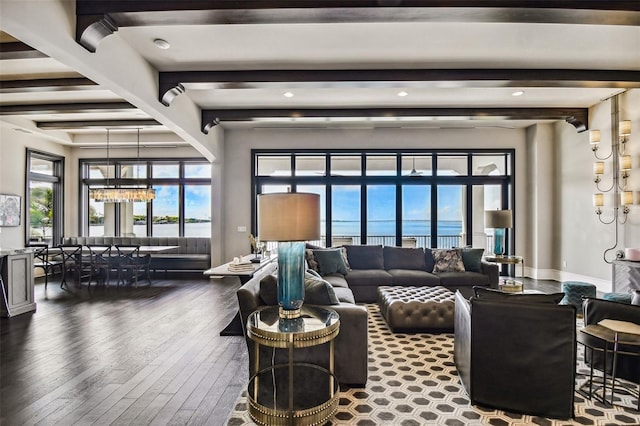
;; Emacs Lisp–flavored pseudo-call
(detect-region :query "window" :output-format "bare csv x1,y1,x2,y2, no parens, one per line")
254,150,514,252
26,150,64,246
80,159,211,237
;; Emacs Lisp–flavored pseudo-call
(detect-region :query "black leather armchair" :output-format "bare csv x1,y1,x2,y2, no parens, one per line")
582,297,640,387
454,291,577,419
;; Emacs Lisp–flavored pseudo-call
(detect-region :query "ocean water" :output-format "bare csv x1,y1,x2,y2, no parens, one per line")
90,221,462,238
332,220,462,237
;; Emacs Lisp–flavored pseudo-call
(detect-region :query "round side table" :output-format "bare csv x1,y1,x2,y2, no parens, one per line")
246,305,340,426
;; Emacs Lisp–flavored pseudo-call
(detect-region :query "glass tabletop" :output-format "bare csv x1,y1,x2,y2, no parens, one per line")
247,305,340,349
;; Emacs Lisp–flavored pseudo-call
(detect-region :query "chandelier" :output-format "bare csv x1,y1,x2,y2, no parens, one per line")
89,129,155,203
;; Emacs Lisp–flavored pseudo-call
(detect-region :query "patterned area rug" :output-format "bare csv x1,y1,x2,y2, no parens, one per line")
226,304,639,425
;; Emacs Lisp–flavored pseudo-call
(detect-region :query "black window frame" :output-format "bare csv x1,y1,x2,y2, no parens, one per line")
25,149,65,246
252,148,515,253
79,157,211,237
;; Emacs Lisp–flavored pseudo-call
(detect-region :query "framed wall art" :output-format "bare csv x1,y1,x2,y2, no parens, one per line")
0,194,21,227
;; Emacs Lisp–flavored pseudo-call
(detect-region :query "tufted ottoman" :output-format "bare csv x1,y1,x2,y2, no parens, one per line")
377,286,455,332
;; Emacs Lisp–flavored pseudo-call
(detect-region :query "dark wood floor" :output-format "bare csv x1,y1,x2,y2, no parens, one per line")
1,274,565,425
1,273,248,426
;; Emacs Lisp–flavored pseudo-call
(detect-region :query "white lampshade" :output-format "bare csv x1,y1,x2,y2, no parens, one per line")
589,130,601,144
620,155,632,171
258,192,320,241
619,120,631,137
484,210,512,229
593,193,604,207
593,162,605,175
621,191,634,206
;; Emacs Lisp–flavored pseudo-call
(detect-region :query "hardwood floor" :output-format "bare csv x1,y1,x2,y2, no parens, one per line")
1,274,566,425
1,274,248,426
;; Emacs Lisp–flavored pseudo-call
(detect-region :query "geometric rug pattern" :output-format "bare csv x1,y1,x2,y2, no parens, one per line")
226,304,640,425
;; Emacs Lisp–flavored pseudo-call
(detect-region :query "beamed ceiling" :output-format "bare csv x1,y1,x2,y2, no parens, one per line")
1,1,639,154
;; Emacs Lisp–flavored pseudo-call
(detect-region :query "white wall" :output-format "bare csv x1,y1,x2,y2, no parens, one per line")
221,126,528,262
0,126,70,249
554,89,640,292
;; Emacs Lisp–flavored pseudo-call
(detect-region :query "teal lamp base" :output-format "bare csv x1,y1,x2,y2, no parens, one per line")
493,228,506,256
277,241,305,318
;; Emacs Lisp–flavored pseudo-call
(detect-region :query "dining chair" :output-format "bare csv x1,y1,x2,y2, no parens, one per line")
57,244,84,288
86,245,113,287
115,245,152,287
32,245,64,289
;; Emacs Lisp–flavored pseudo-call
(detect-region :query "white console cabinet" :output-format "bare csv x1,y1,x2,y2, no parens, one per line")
1,249,36,317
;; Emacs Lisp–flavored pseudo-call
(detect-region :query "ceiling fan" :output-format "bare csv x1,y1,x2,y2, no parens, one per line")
407,157,422,177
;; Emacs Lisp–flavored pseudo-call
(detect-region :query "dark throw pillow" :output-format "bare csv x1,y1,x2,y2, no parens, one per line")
431,249,465,273
259,273,279,305
312,248,349,275
258,271,339,306
345,245,384,270
461,248,484,273
473,286,565,304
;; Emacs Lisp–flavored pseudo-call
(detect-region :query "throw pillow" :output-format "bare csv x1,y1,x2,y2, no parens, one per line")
424,249,436,272
304,271,340,305
258,271,340,306
305,249,320,272
345,245,385,269
383,246,426,270
312,248,349,275
473,286,565,304
259,273,279,305
431,249,465,273
461,248,484,273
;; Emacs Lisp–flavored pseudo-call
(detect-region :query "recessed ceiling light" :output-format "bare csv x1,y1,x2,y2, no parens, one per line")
153,38,170,50
284,92,294,98
512,90,525,97
397,91,409,97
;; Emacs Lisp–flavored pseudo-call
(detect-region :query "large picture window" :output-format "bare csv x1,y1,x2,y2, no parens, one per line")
253,150,514,254
80,159,211,237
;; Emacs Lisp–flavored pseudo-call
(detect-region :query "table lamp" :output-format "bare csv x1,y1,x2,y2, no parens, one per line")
258,192,320,319
484,209,512,257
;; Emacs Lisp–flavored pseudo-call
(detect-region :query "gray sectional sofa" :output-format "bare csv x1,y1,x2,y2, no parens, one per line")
236,244,498,386
62,236,211,271
311,245,499,302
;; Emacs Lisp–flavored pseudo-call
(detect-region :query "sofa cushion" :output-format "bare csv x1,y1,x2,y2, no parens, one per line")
473,287,565,304
259,271,341,306
322,273,350,288
431,249,465,273
438,271,489,287
313,248,349,275
461,248,484,273
345,245,384,269
387,269,441,287
332,287,356,304
345,269,393,287
383,246,426,270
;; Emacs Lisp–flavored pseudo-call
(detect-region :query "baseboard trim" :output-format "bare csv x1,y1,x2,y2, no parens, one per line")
524,267,612,293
